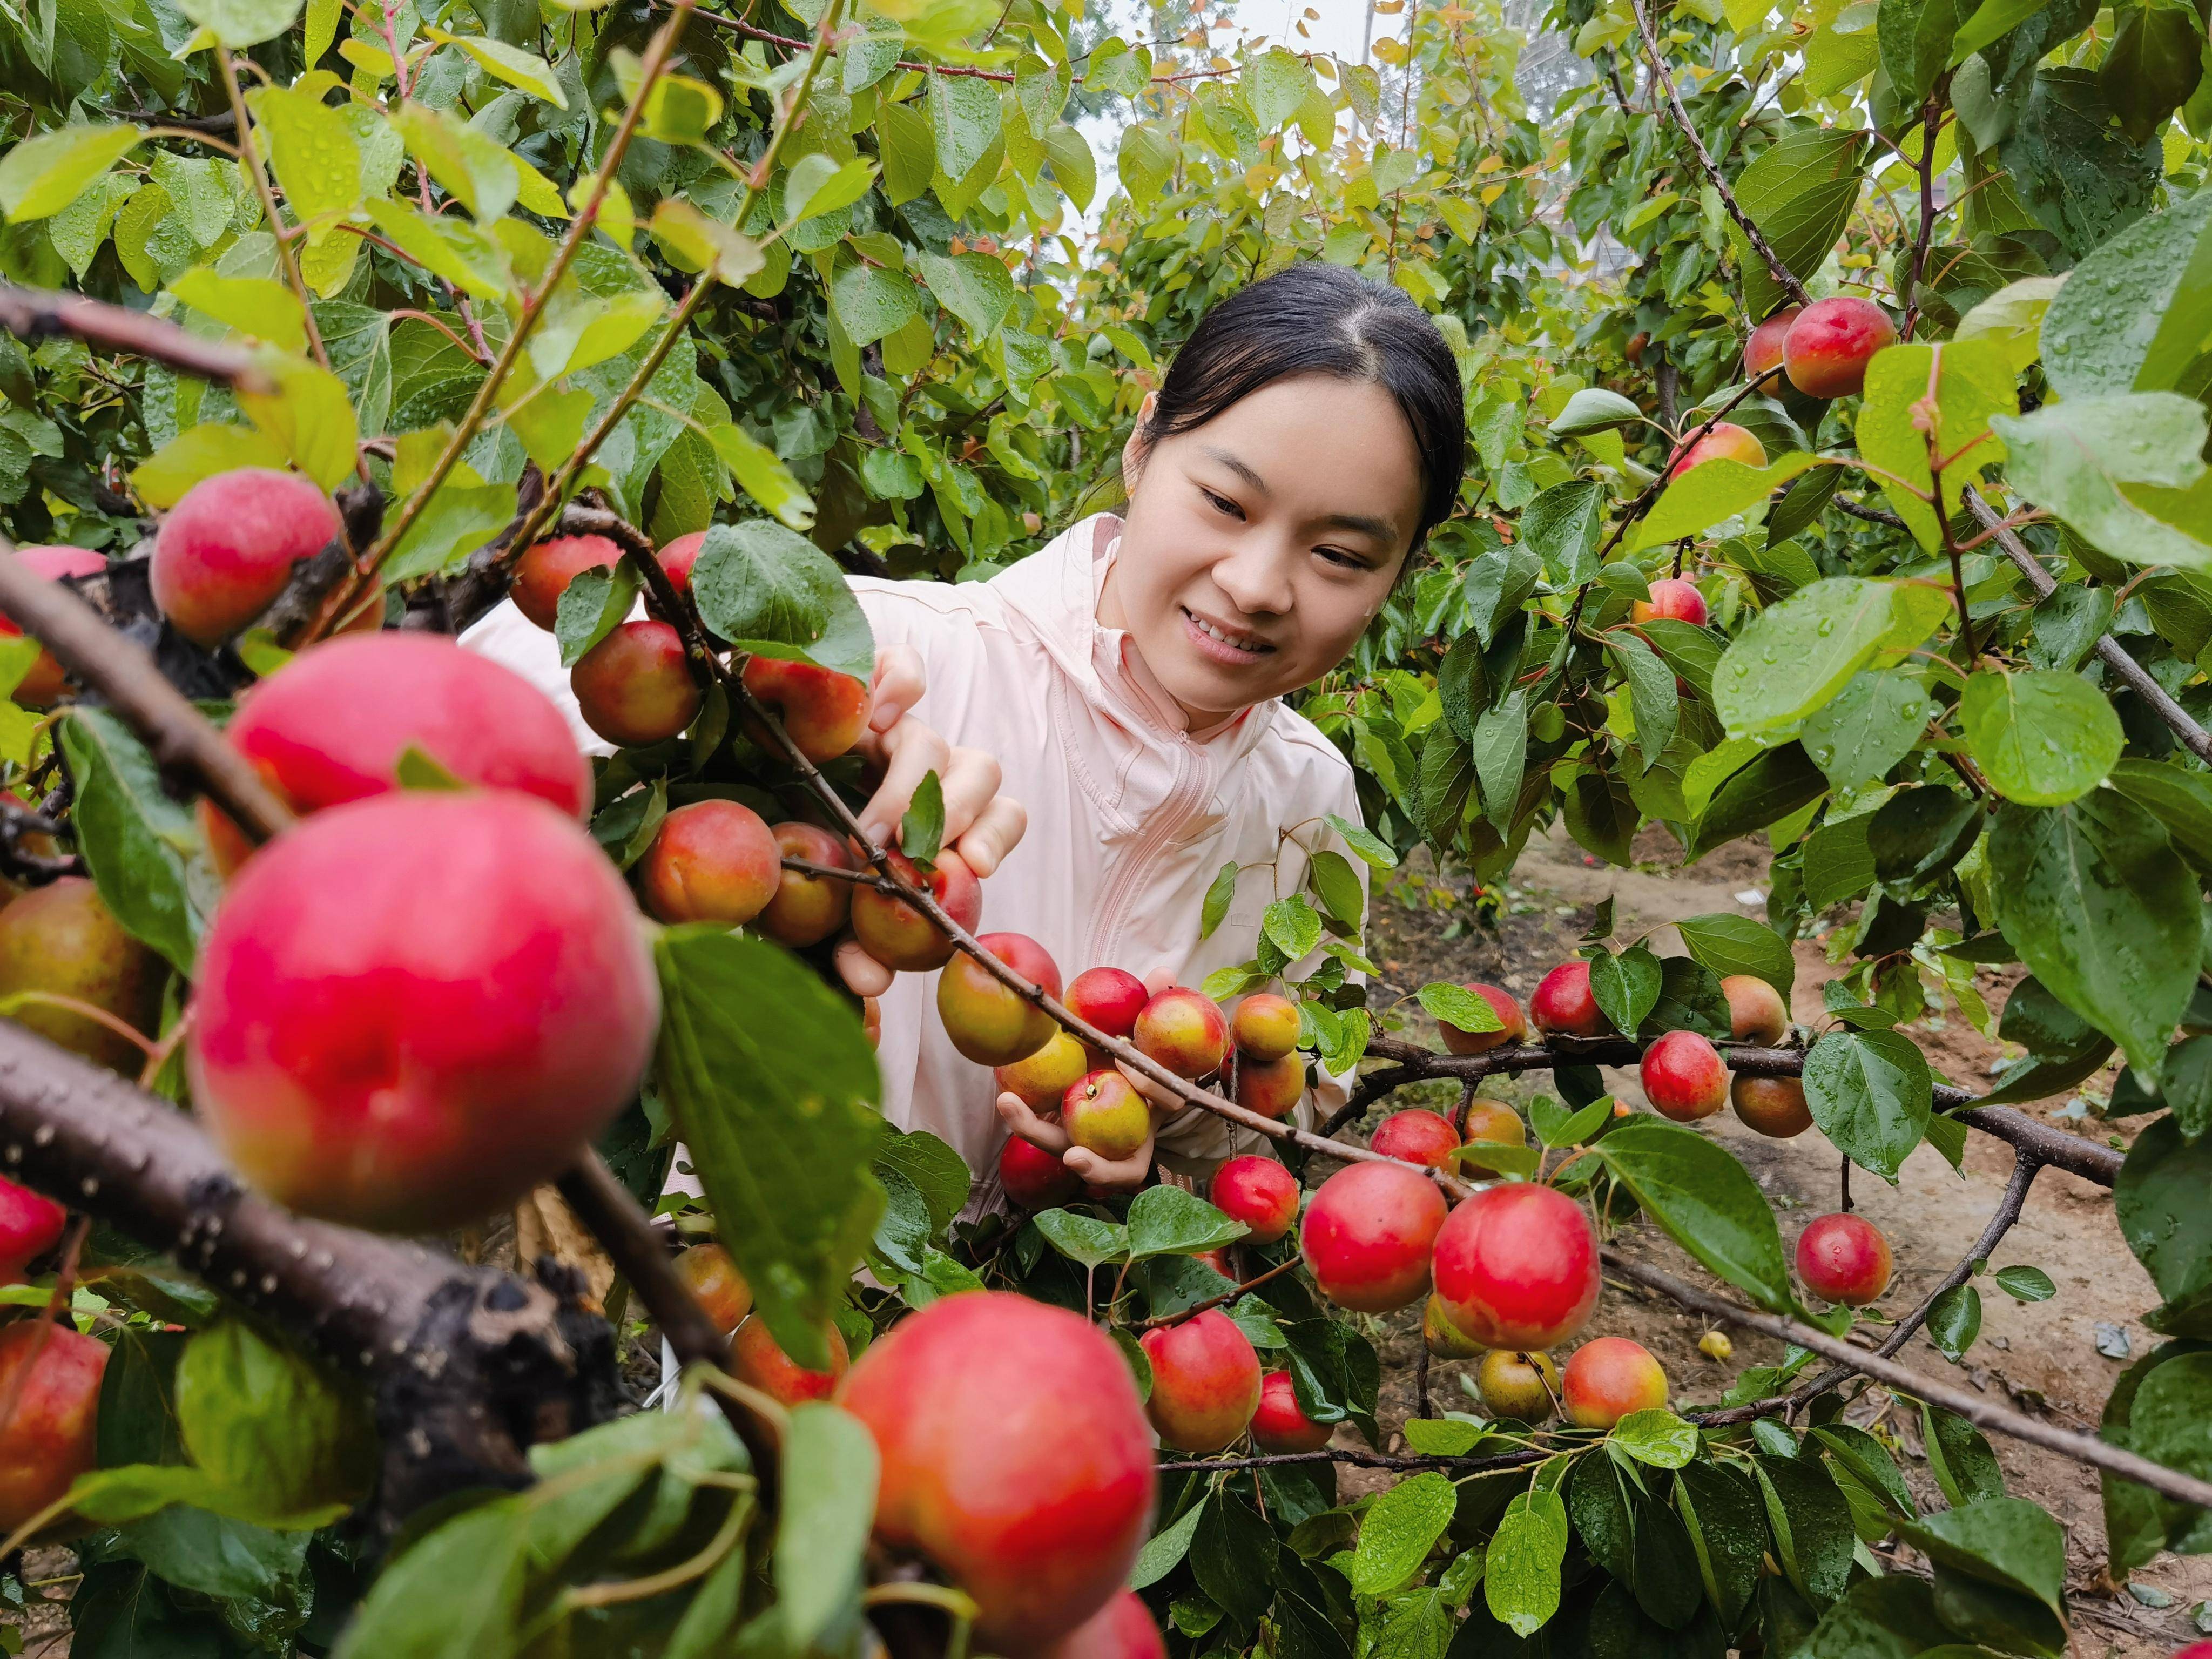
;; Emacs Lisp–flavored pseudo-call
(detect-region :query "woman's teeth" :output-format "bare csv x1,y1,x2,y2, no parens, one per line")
1187,611,1267,652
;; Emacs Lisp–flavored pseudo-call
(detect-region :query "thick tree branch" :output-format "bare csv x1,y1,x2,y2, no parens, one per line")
0,286,273,390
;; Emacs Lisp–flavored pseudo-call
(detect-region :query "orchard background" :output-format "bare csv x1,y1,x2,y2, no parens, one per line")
0,0,2207,1650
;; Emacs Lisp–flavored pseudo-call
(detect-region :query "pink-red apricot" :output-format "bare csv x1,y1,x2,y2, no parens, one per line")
1432,1183,1600,1350
1641,1029,1729,1122
1229,1050,1306,1120
1732,1074,1812,1138
938,932,1062,1066
188,792,658,1231
838,1292,1156,1654
1424,1292,1486,1359
1797,1212,1892,1306
657,530,706,594
996,1029,1090,1112
638,799,780,928
1139,1309,1260,1453
1371,1109,1462,1170
1000,1132,1083,1211
1063,1069,1149,1161
741,655,869,764
1721,974,1789,1045
0,877,160,1075
731,1314,849,1404
1066,967,1148,1040
572,619,701,747
1631,577,1708,628
1210,1155,1299,1244
1440,982,1525,1055
1476,1348,1560,1421
757,821,853,947
1046,1590,1167,1659
152,468,341,646
1562,1336,1668,1428
1530,960,1610,1039
1784,296,1897,400
1300,1161,1447,1313
1230,993,1300,1062
1249,1369,1332,1453
1134,987,1231,1079
674,1243,752,1331
1,546,106,707
0,1178,64,1278
510,535,621,630
848,848,982,973
0,1320,105,1532
1743,307,1800,381
1666,422,1766,479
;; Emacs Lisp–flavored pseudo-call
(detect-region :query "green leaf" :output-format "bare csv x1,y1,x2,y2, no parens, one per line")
169,268,307,355
1348,1471,1456,1596
1998,68,2161,261
1879,0,1961,109
1417,981,1501,1033
774,1404,875,1647
1802,1029,1933,1182
1192,1491,1276,1633
1950,0,2055,62
1688,741,1829,860
1926,1284,1982,1361
1324,812,1396,871
1030,1207,1129,1270
1307,849,1363,929
1756,1453,1857,1608
1991,394,2212,572
58,707,210,974
1130,1500,1204,1590
1675,1461,1767,1627
1549,387,1645,438
875,100,935,204
235,352,358,493
554,564,639,669
1611,1408,1700,1467
424,26,567,104
1986,794,2202,1082
830,259,921,348
1801,670,1931,791
2110,758,2212,878
393,100,518,222
915,249,1014,344
1893,1498,2067,1634
0,124,140,221
705,422,815,531
1854,339,2017,549
1713,578,1903,738
1959,668,2123,806
1127,1184,1246,1260
1199,860,1239,939
1606,630,1677,771
1263,895,1323,963
1629,453,1820,552
178,0,299,44
174,1319,372,1521
1795,1576,1950,1659
1596,1118,1791,1311
131,423,293,510
1522,480,1605,583
691,521,875,682
382,470,515,584
653,930,884,1370
898,769,943,865
2118,1114,2212,1302
2042,185,2212,399
1485,1488,1568,1637
1588,944,1663,1035
1994,1265,2055,1301
1117,121,1175,208
249,86,364,238
1728,126,1873,320
929,70,1001,181
1676,913,1795,999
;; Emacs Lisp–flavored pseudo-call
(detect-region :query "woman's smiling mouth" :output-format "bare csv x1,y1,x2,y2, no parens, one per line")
1181,606,1276,665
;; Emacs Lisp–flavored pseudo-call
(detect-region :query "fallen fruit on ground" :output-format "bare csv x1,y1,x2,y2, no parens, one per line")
638,799,781,927
756,821,854,947
839,1291,1156,1654
150,468,341,645
1640,1029,1729,1122
1797,1212,1893,1306
1783,295,1897,399
1432,1182,1601,1350
1459,1099,1528,1177
1530,960,1609,1039
848,848,982,972
1562,1335,1668,1427
1066,967,1149,1039
1134,987,1231,1078
996,1028,1090,1111
188,792,658,1231
1000,1132,1083,1210
1731,1074,1812,1137
1230,992,1300,1061
572,619,702,747
1720,974,1789,1044
729,1314,848,1404
510,534,621,629
1063,1069,1149,1161
1301,1161,1448,1312
0,876,161,1075
1229,1050,1306,1120
1209,1155,1299,1244
1,545,106,706
0,1320,106,1533
1138,1308,1261,1453
938,932,1062,1065
1371,1108,1463,1169
672,1243,751,1332
1249,1368,1332,1453
740,655,868,763
1476,1348,1560,1422
1439,982,1525,1054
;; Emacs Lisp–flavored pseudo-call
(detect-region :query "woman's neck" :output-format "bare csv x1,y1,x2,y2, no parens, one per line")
1096,559,1244,737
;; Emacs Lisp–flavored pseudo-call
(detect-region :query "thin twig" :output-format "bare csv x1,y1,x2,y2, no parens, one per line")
0,286,273,390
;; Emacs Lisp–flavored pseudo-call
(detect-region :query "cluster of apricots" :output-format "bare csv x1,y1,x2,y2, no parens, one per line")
1665,295,1898,482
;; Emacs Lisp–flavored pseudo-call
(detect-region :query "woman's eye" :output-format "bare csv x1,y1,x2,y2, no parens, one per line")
1200,488,1243,519
1317,546,1370,571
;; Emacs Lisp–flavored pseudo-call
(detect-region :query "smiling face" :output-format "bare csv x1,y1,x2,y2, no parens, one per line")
1100,374,1428,727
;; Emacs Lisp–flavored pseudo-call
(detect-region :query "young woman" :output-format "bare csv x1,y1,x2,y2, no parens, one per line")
463,262,1467,1202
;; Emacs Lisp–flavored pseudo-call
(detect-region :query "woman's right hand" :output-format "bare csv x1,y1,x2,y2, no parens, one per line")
995,1090,1165,1193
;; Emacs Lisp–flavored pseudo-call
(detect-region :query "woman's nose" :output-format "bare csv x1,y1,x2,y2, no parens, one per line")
1211,540,1296,617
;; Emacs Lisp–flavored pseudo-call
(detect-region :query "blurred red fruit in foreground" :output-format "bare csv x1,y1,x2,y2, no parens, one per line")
1046,1590,1167,1659
0,876,161,1075
730,1314,848,1404
0,1177,65,1277
1301,1161,1447,1312
0,1320,106,1532
152,468,341,646
1,545,106,706
673,1243,751,1331
1432,1183,1600,1350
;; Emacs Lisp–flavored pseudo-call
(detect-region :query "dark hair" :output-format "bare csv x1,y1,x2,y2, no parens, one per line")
1135,264,1467,550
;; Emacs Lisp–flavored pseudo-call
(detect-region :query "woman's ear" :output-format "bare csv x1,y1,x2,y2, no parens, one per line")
1121,390,1159,491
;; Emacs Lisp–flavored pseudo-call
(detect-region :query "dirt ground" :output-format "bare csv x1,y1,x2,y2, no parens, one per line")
1352,824,2208,1658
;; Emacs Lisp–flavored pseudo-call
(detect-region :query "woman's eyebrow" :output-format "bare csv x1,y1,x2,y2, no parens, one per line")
1200,446,1269,494
1200,446,1395,541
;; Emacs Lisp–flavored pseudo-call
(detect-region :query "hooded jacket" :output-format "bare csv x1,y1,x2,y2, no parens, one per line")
461,511,1367,1198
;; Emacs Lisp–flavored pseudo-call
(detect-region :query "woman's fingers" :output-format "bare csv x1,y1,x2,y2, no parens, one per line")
935,745,1003,841
1063,1132,1155,1191
996,1090,1071,1154
866,644,925,736
1142,967,1178,997
853,715,951,847
833,936,893,999
954,794,1027,878
1115,1058,1186,1115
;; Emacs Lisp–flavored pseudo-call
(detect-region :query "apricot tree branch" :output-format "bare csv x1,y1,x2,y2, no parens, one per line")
0,286,274,390
1156,1444,1551,1475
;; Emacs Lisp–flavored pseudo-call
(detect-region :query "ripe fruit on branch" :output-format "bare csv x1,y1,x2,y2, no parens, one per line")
1530,960,1609,1040
150,468,341,646
1562,1336,1668,1428
1067,967,1148,1040
2,545,106,706
1783,296,1897,399
0,1177,65,1279
1732,1075,1812,1138
1371,1109,1462,1169
1720,974,1788,1045
572,619,702,747
1439,982,1524,1055
1631,577,1708,628
1228,1049,1306,1120
0,1320,106,1532
511,535,621,630
757,821,853,947
997,1029,1090,1111
1230,993,1300,1062
1046,1590,1168,1659
639,800,780,927
1250,1369,1332,1453
1742,307,1800,380
740,655,869,764
1138,1308,1261,1453
938,933,1062,1065
656,530,706,594
1424,1292,1486,1359
848,848,982,973
0,877,160,1075
1210,1155,1299,1244
1432,1183,1601,1350
1796,1212,1892,1306
673,1243,751,1331
1641,1029,1729,1122
1134,987,1231,1079
188,792,658,1231
1476,1348,1560,1422
1300,1161,1448,1312
1665,422,1766,479
1000,1132,1082,1210
731,1314,849,1405
1460,1100,1528,1178
838,1291,1156,1654
1063,1070,1149,1161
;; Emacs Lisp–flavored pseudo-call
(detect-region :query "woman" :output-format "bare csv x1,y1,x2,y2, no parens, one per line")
464,262,1467,1200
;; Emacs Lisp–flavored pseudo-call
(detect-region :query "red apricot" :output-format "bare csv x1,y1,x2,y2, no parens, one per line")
572,619,702,747
1796,1212,1892,1306
0,1177,64,1277
1720,974,1789,1045
1066,967,1148,1040
1300,1161,1448,1313
1783,296,1897,400
1665,422,1766,479
1229,1050,1306,1120
0,877,160,1075
1440,982,1525,1055
848,848,982,973
1134,987,1231,1079
1210,1155,1299,1245
673,1242,751,1331
758,821,854,947
510,535,622,630
657,529,706,593
1476,1348,1560,1421
1743,307,1800,381
0,1320,105,1532
1371,1109,1462,1170
838,1292,1156,1654
1000,1132,1083,1210
1432,1183,1600,1350
1424,1292,1486,1359
741,655,869,764
1641,1029,1729,1122
1249,1368,1332,1453
1631,577,1708,628
1046,1590,1168,1659
151,468,341,646
638,799,780,928
1063,1069,1150,1162
1138,1308,1260,1453
938,933,1062,1066
1460,1100,1528,1178
1731,1074,1812,1138
1530,960,1610,1039
997,1029,1090,1112
1562,1336,1668,1428
188,792,658,1231
1230,993,1300,1062
730,1314,849,1405
1,546,106,706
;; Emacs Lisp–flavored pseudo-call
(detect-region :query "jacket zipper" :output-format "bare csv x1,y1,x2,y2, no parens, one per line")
1086,737,1214,968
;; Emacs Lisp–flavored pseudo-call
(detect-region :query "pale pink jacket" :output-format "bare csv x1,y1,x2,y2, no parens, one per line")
461,512,1367,1198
